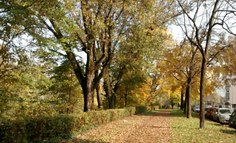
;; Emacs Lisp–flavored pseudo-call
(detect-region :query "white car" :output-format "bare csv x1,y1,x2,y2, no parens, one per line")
193,105,200,112
217,108,232,124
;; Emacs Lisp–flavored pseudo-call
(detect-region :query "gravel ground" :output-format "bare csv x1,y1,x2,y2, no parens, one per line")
64,110,171,143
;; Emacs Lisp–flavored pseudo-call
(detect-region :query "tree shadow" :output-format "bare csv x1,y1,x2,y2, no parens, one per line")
148,125,171,129
207,122,222,126
220,129,236,135
135,109,173,117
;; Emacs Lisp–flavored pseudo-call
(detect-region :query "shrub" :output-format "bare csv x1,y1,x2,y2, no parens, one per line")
0,119,27,143
135,106,148,114
0,107,135,143
25,115,75,142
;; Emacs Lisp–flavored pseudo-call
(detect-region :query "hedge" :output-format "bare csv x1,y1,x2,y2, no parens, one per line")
0,107,135,143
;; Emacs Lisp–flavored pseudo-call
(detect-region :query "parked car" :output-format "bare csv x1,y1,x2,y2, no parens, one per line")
205,107,217,120
229,110,236,129
212,108,231,123
218,108,232,124
193,105,200,113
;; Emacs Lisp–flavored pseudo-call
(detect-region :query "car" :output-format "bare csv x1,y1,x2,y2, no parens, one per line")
212,108,219,121
229,110,236,129
193,105,200,112
217,108,232,124
205,107,217,120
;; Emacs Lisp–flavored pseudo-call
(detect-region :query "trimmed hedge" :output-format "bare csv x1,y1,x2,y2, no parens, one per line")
0,107,135,143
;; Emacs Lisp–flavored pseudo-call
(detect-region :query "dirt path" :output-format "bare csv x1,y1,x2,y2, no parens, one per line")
68,110,171,143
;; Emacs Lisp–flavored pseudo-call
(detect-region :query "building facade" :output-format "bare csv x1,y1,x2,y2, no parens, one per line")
225,83,236,108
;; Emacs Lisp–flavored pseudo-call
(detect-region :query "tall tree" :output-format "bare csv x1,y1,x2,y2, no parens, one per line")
0,0,142,111
176,0,236,128
49,60,83,113
158,40,201,117
2,0,179,111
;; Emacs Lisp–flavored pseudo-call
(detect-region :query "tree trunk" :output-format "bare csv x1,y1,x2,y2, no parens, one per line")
124,91,128,107
185,86,189,116
82,75,97,112
83,89,88,112
104,79,114,109
114,94,116,108
200,57,206,128
83,43,96,112
103,66,115,109
111,94,116,108
183,97,186,114
180,86,185,110
96,84,102,109
91,92,94,110
185,82,191,118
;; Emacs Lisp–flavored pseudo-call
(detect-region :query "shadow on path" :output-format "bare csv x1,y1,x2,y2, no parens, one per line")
136,109,172,117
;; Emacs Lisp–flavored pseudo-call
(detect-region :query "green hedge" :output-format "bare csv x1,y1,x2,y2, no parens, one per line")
0,107,135,143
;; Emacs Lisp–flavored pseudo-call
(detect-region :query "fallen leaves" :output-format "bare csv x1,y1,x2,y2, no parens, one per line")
72,110,172,143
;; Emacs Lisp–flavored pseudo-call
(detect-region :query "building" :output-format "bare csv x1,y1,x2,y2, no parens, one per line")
225,82,236,108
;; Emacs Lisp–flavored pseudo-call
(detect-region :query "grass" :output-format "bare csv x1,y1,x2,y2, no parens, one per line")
170,110,236,143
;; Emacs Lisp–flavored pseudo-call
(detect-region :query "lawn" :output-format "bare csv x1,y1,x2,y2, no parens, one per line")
170,110,236,143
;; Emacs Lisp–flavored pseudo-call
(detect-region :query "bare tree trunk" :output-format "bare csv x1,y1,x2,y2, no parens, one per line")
185,86,189,115
96,84,102,109
83,89,88,112
183,97,186,114
103,66,115,109
84,43,96,112
83,82,95,112
95,69,102,109
200,57,206,128
104,77,114,108
185,82,191,118
124,90,128,107
186,74,193,118
91,92,94,110
181,86,185,110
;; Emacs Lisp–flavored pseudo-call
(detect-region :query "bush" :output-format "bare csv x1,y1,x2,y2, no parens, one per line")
0,119,27,143
25,115,75,142
135,106,148,114
0,107,135,143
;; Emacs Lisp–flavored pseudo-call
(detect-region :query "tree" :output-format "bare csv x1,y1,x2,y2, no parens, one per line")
111,22,173,107
49,60,83,113
157,40,202,117
1,0,178,111
0,60,53,120
176,0,236,128
0,0,125,111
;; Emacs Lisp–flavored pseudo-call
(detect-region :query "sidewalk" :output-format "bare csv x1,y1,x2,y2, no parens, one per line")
65,110,171,143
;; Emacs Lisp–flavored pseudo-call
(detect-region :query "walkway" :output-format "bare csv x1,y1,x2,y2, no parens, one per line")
65,110,171,143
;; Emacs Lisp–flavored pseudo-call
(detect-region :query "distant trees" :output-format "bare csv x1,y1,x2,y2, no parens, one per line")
158,41,201,118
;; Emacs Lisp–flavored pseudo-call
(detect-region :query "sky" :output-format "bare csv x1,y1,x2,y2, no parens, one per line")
168,25,184,43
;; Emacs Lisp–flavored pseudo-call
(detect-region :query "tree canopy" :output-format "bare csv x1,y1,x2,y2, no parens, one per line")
0,1,236,131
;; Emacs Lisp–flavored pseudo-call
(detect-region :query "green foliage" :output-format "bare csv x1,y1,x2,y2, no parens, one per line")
0,107,135,143
76,107,135,129
0,115,75,143
135,106,148,114
0,63,54,120
49,60,84,113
